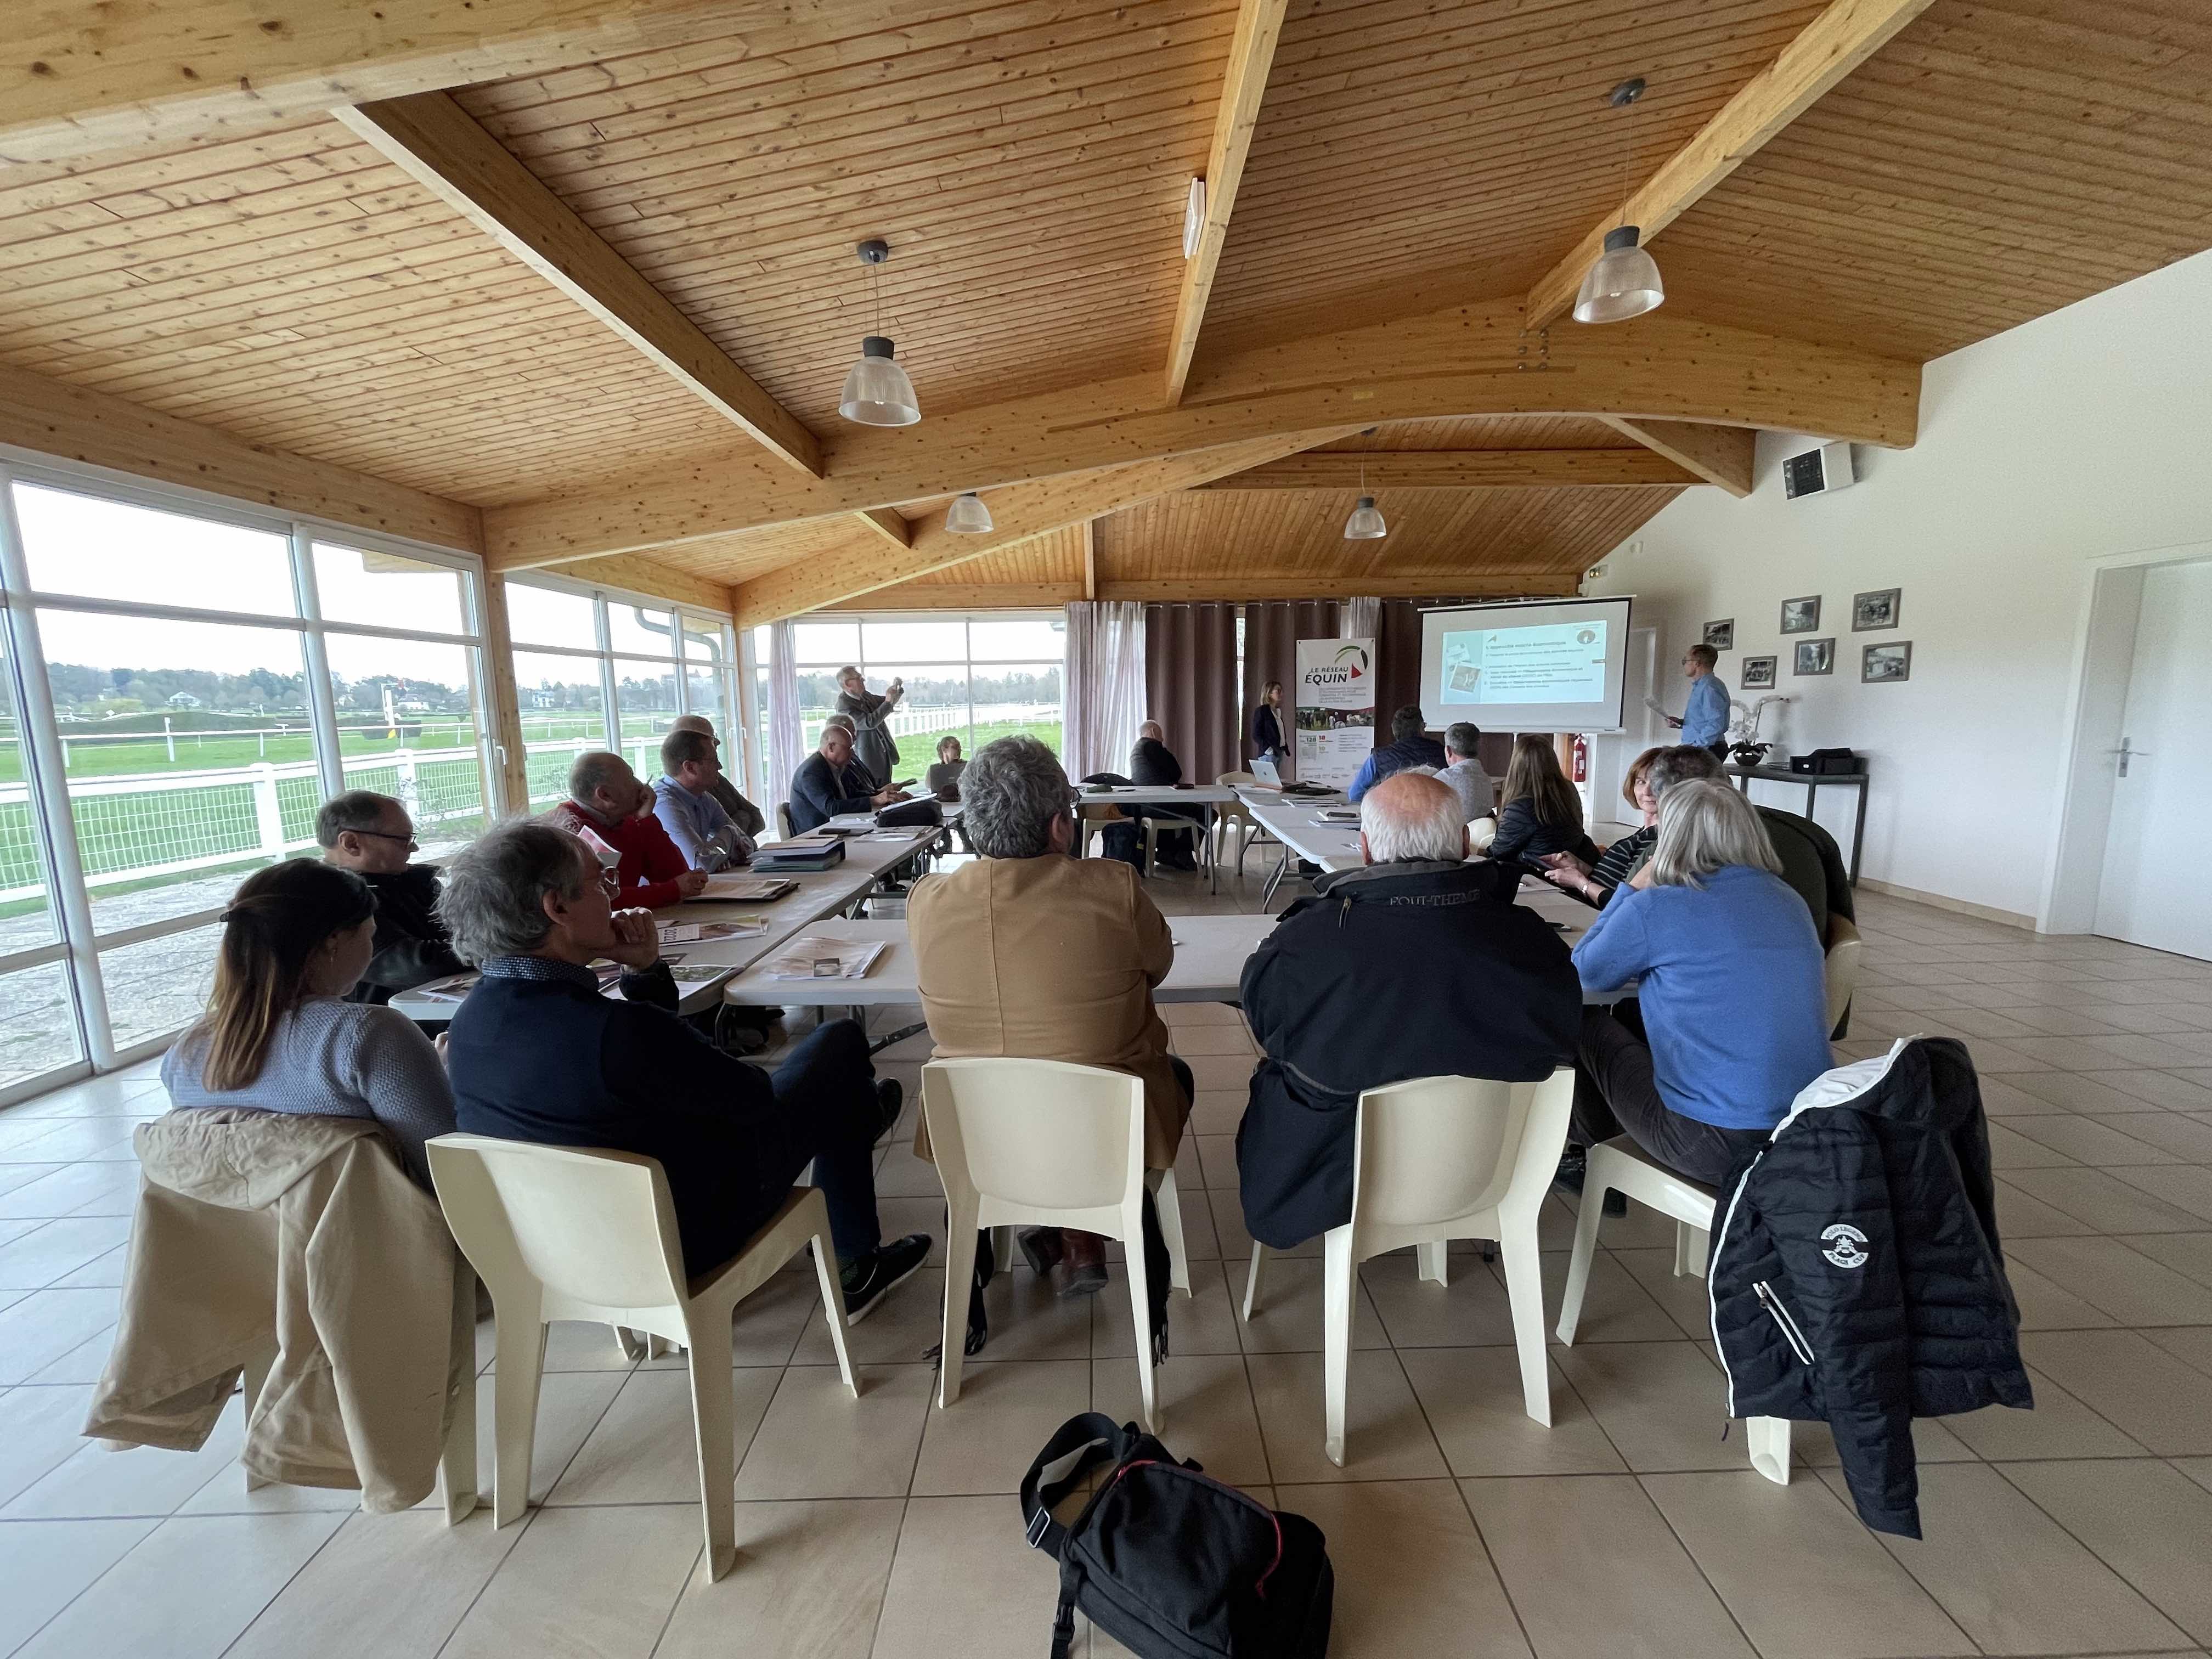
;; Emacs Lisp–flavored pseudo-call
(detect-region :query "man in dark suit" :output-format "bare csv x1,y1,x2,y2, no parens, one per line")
788,724,907,833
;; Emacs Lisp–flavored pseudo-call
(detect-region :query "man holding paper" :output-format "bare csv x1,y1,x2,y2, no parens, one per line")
1666,643,1732,758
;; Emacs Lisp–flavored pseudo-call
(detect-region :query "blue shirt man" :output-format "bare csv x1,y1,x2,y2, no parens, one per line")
1676,646,1731,751
1345,705,1446,802
652,729,745,870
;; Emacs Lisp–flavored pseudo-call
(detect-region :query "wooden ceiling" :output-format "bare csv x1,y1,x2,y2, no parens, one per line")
1,0,2207,617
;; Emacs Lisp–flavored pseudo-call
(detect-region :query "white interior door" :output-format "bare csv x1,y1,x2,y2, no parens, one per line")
2095,558,2212,960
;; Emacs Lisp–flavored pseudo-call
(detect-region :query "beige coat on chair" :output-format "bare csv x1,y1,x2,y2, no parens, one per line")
908,854,1189,1169
86,1109,472,1513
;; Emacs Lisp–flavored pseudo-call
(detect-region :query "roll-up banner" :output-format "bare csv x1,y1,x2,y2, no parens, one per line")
1295,637,1376,789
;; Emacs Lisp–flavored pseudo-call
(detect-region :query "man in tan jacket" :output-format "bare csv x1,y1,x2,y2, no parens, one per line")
909,735,1193,1296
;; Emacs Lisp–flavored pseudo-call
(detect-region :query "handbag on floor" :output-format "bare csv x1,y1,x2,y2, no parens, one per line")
1019,1412,1333,1659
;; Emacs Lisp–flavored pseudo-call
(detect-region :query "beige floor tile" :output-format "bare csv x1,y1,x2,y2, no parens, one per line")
1993,1178,2102,1237
870,1138,947,1199
1187,1090,1246,1136
1612,1247,1733,1340
1278,1480,1533,1658
2124,1232,2212,1290
1400,1346,1626,1476
1551,1340,1750,1472
1977,1075,2065,1116
1842,1461,2190,1655
2002,1166,2207,1233
2088,1070,2212,1112
1208,1187,1318,1262
2006,1115,2177,1166
2111,1164,2212,1224
2002,1256,2123,1330
2102,1113,2212,1160
1234,1255,1389,1354
1092,1352,1271,1487
0,1288,117,1384
2004,1071,2175,1115
1790,1414,1979,1470
546,1365,782,1506
49,1244,126,1291
1530,1246,1685,1345
2001,1458,2212,1644
0,1161,140,1220
736,1363,931,1500
0,1385,96,1508
1988,1121,2082,1169
1244,1349,1447,1483
1159,999,1247,1026
5,1395,247,1519
1182,1052,1257,1094
2007,1234,2212,1326
1193,1133,1238,1192
1938,1365,2143,1459
439,1503,707,1659
871,1493,1069,1659
2025,1329,2212,1455
2146,1327,2212,1376
13,1510,346,1659
1096,1256,1246,1358
1644,1470,1975,1659
1360,1249,1521,1348
914,1359,1091,1495
1166,1024,1255,1057
20,1324,121,1385
0,1217,130,1290
457,1368,627,1509
223,1508,525,1659
654,1498,905,1659
0,1516,159,1656
1461,1473,1758,1658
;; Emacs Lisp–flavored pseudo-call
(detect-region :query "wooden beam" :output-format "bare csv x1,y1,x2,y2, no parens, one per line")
1081,520,1098,601
555,553,735,615
477,573,532,811
853,507,912,549
1099,574,1581,603
484,302,1921,569
336,92,821,475
0,0,910,163
1163,0,1290,407
0,359,481,552
1598,417,1757,498
1525,0,1936,327
732,430,1357,626
825,583,1085,612
1199,449,1699,490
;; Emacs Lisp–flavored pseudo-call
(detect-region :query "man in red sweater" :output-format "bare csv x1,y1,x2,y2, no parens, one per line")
540,752,708,909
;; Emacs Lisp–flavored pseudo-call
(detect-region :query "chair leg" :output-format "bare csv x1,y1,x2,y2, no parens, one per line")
1747,1417,1792,1486
1675,1221,1710,1280
685,1339,739,1583
936,1201,980,1408
1124,1221,1159,1435
492,1305,547,1528
1149,1166,1191,1296
439,1371,479,1525
613,1325,648,1361
1415,1239,1449,1287
1241,1242,1267,1321
1555,1178,1610,1345
1498,1223,1554,1427
240,1346,276,1491
1322,1228,1355,1467
809,1221,860,1400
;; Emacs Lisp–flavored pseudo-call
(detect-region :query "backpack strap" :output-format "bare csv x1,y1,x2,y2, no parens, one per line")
1020,1412,1133,1559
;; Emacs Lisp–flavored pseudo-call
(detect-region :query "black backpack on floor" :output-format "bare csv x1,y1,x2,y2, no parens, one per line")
1019,1413,1333,1659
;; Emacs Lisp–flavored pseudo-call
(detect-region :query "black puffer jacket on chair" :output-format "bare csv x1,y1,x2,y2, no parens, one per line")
1709,1036,2033,1538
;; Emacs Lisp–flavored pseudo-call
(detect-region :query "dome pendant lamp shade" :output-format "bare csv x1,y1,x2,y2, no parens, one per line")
1343,495,1387,539
839,335,921,426
945,492,994,534
1572,224,1664,324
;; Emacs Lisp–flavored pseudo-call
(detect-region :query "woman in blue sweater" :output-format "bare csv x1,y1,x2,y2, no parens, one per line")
1570,780,1831,1185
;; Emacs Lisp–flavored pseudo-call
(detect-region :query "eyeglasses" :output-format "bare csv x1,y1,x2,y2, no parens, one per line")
597,869,622,896
352,829,419,849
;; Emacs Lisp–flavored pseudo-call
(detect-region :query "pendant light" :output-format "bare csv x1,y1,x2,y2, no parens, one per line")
1573,78,1666,325
1342,461,1387,539
838,238,922,426
945,491,994,534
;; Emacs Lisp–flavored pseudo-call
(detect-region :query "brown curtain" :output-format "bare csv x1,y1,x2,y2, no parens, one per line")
1376,598,1524,774
1240,601,1340,778
1143,603,1242,783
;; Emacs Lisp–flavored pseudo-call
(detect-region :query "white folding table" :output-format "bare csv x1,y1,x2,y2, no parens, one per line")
1075,785,1241,892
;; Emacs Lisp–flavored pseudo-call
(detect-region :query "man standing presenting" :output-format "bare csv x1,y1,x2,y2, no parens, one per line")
317,790,466,1005
652,730,749,870
1668,644,1732,759
836,665,905,789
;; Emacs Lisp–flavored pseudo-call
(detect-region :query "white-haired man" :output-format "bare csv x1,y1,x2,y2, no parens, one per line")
834,666,904,788
1234,771,1582,1249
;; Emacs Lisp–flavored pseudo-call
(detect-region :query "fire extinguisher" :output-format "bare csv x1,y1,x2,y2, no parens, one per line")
1571,733,1589,783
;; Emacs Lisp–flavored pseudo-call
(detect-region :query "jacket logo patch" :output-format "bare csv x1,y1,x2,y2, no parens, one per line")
1820,1223,1870,1269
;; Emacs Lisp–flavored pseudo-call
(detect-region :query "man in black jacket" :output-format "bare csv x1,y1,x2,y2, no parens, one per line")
1236,772,1583,1248
439,819,929,1315
1128,720,1201,871
788,724,907,833
318,790,466,1005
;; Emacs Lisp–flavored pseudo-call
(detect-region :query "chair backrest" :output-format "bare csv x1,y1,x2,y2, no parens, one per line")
1823,913,1864,1035
921,1058,1146,1214
1348,1069,1576,1230
426,1134,686,1314
775,801,795,840
1217,771,1256,786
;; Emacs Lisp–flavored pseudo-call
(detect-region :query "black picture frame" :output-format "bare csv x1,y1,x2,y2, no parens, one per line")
1794,637,1835,676
1861,640,1912,683
1702,618,1735,651
1852,588,1901,631
1741,654,1778,689
1780,595,1821,634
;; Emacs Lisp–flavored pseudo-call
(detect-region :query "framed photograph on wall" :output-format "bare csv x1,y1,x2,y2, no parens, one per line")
1780,595,1821,634
1702,618,1735,651
1853,588,1901,631
1740,654,1778,689
1794,637,1835,676
1862,640,1912,682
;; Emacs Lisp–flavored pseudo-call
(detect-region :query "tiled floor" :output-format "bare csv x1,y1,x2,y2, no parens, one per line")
3,871,2211,1657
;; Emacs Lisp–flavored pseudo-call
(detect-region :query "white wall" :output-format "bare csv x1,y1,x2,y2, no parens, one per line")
1585,247,2212,926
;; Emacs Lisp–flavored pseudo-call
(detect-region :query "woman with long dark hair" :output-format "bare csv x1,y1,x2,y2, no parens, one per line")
161,860,455,1186
1487,735,1600,869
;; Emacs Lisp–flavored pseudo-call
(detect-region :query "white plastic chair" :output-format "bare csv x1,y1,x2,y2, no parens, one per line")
1141,814,1209,879
922,1058,1169,1431
1212,772,1274,876
1825,914,1864,1037
1555,1136,1791,1484
1242,1068,1576,1465
425,1135,858,1581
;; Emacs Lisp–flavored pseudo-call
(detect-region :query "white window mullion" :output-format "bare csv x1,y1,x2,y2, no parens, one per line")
592,595,620,753
291,527,346,800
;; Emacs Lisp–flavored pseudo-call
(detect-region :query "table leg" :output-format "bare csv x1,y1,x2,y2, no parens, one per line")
1847,783,1866,887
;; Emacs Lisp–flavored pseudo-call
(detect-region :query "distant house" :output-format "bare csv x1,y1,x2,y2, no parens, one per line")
165,692,202,709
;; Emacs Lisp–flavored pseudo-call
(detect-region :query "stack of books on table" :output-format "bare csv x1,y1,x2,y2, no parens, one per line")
751,838,848,873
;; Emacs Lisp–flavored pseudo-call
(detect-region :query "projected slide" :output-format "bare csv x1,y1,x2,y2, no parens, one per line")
1438,619,1609,707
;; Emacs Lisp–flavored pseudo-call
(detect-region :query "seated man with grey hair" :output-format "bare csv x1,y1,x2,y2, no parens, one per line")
1235,771,1582,1249
908,736,1193,1297
1426,721,1496,823
541,750,708,907
441,819,929,1316
317,788,466,1005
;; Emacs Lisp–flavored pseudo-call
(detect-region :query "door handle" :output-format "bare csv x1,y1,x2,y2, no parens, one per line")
2107,738,2149,777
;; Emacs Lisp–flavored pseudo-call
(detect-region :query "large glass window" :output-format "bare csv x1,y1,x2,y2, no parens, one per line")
790,614,1065,765
0,466,498,1085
